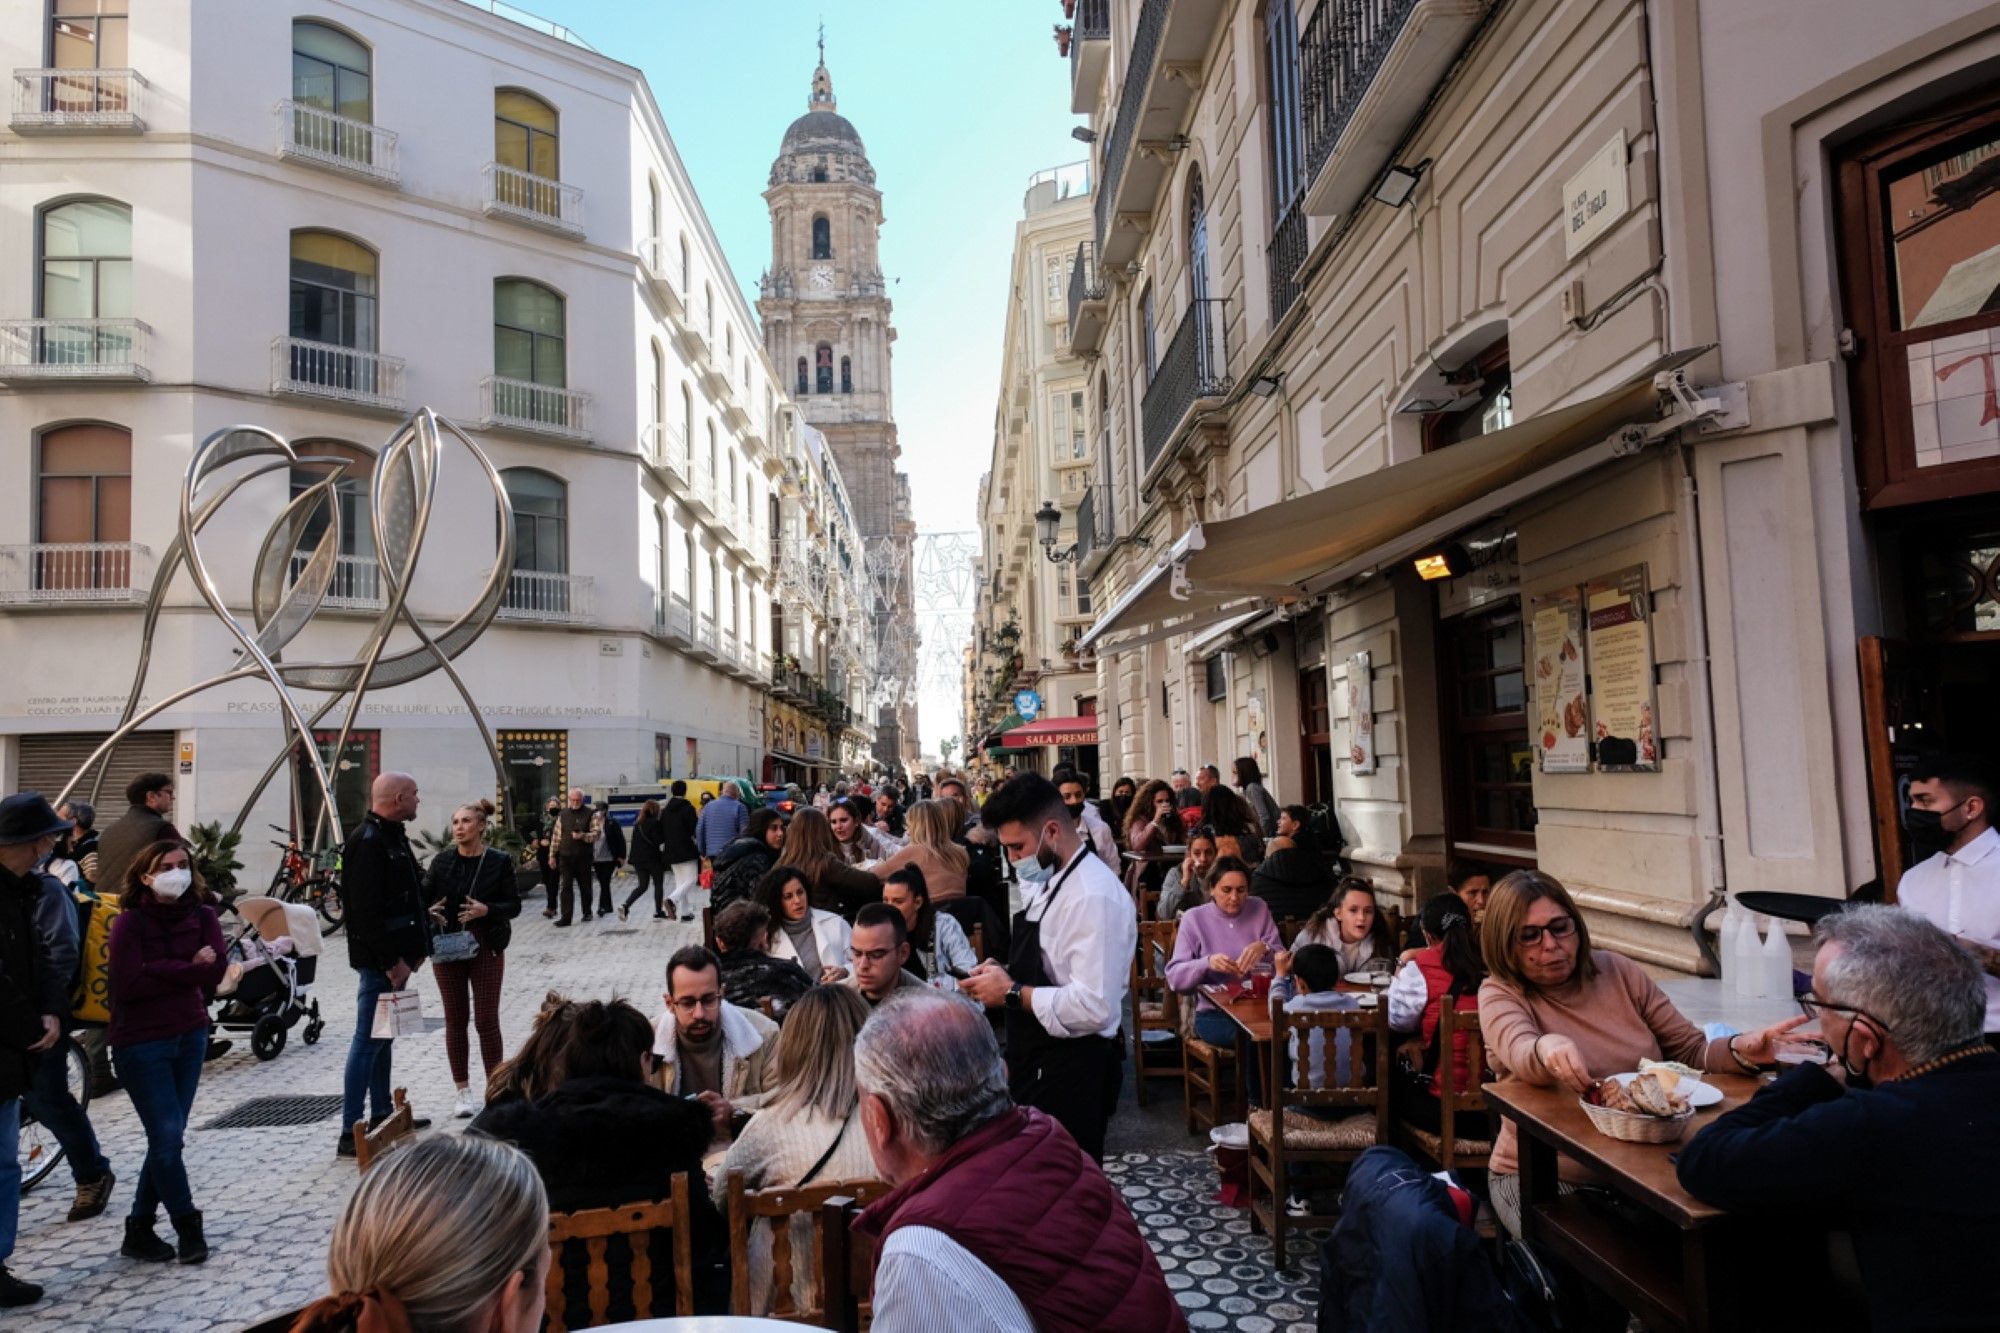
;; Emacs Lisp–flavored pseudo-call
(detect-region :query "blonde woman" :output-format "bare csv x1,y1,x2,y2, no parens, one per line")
716,986,876,1315
289,1135,548,1333
871,799,971,903
421,800,520,1120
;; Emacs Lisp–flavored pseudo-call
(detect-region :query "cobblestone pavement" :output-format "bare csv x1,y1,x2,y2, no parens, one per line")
9,890,1325,1330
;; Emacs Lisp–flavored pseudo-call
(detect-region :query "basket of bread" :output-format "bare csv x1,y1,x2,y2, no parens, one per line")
1580,1068,1696,1143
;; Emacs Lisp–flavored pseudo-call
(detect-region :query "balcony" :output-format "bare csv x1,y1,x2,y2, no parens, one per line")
1269,199,1309,326
288,550,384,610
11,68,147,132
1076,483,1116,577
693,614,723,662
0,319,150,382
1301,0,1485,219
497,570,594,624
652,591,693,646
481,376,590,441
1142,298,1231,473
637,236,687,320
677,319,713,367
272,337,405,410
481,162,584,237
277,101,399,186
1069,0,1111,113
0,543,151,605
1066,240,1108,356
684,456,717,521
642,422,690,489
1094,0,1228,270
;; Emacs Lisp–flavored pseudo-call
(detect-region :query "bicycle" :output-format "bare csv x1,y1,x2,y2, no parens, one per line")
268,826,346,934
18,1035,90,1193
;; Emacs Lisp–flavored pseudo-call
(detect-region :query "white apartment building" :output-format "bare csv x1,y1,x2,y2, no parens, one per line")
0,0,873,868
967,163,1102,783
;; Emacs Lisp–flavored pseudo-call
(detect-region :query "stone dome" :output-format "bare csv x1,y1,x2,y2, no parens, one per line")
770,57,876,187
781,108,866,159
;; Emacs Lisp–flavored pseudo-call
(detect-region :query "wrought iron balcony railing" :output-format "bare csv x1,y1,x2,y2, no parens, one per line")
1093,0,1169,252
272,337,405,409
1067,240,1108,354
1076,483,1115,572
497,570,594,624
642,422,690,487
11,68,147,132
637,236,687,317
1269,198,1309,325
481,375,590,440
277,101,399,185
0,319,150,381
0,542,152,604
1302,0,1420,182
653,592,693,645
1070,0,1111,112
481,162,584,236
1141,298,1231,471
288,550,384,609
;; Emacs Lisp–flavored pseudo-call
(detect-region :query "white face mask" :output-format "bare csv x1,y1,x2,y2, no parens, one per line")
149,867,192,900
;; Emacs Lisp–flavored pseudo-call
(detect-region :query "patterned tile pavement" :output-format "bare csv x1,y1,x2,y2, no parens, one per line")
7,891,1325,1330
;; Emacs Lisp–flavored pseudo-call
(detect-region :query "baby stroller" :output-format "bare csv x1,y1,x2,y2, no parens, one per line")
213,895,326,1060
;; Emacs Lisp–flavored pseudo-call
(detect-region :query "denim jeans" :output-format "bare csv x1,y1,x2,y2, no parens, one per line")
113,1027,207,1221
0,1097,20,1263
22,1037,109,1186
344,967,396,1134
1194,1006,1262,1106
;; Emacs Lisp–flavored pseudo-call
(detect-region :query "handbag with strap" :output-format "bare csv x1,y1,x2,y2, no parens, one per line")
430,929,480,964
795,1110,853,1189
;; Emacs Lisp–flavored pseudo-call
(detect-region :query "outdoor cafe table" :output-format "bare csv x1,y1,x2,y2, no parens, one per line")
1483,1073,1762,1333
1124,845,1184,914
1198,980,1381,1118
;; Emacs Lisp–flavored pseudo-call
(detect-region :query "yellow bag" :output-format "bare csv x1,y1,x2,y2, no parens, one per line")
70,889,119,1028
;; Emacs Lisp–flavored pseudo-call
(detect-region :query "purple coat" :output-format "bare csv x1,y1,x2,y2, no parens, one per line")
1165,898,1283,1013
107,896,226,1048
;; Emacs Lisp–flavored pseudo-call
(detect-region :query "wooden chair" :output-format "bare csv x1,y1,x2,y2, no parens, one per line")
1247,1003,1391,1267
816,1193,879,1333
544,1175,695,1333
756,996,778,1021
725,1172,889,1322
1395,1002,1494,1176
1180,990,1235,1136
1277,916,1305,947
351,1087,415,1171
1131,919,1180,1106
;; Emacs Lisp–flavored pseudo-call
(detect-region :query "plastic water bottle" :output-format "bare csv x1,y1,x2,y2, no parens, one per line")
1731,905,1765,998
1762,915,1794,999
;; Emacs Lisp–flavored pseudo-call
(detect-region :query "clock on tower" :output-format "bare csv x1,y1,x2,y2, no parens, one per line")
809,265,834,291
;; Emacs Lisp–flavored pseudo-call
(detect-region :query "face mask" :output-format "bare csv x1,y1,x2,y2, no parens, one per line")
1012,828,1057,886
1903,799,1966,850
1836,1021,1875,1090
150,868,192,900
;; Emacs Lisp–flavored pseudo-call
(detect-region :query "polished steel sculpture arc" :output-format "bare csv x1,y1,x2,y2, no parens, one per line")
59,409,515,848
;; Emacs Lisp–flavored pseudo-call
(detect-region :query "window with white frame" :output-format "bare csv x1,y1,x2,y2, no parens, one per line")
1068,388,1086,459
1044,253,1066,310
1050,391,1070,460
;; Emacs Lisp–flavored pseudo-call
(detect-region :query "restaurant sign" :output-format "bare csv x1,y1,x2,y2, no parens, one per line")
1531,588,1589,773
1584,564,1660,772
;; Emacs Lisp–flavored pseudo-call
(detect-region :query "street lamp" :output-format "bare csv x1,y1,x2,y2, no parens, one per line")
1035,500,1077,563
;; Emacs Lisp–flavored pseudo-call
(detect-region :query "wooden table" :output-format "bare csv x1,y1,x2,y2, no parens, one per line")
1483,1074,1761,1333
1123,847,1185,916
1198,981,1383,1116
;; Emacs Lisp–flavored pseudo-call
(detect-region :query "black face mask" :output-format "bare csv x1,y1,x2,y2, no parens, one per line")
1064,801,1085,820
1836,1020,1876,1090
1903,798,1967,851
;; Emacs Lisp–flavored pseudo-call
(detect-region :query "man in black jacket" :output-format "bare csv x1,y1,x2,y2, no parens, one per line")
337,773,431,1157
1677,905,2000,1333
91,772,182,902
660,781,701,920
0,793,78,1306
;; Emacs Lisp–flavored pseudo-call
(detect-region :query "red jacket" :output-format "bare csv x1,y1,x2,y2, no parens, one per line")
855,1107,1187,1333
1411,944,1486,1098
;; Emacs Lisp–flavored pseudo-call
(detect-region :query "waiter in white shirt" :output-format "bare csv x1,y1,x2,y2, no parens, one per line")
1895,754,2000,1043
961,774,1136,1160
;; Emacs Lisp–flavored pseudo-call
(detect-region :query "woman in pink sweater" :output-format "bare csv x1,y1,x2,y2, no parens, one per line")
1476,869,1805,1237
1166,858,1283,1102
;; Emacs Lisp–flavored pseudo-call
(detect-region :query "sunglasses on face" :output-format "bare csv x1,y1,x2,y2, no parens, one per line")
1514,915,1577,947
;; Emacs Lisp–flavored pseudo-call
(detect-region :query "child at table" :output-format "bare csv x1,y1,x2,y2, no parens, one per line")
1271,944,1362,1106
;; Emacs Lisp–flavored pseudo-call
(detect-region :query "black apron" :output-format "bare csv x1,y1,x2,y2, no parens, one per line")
1005,846,1122,1160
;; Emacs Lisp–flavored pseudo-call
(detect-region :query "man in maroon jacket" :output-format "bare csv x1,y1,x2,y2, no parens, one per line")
852,990,1185,1333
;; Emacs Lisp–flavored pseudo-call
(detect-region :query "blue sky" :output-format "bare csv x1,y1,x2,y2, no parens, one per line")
516,0,1084,751
522,0,1083,538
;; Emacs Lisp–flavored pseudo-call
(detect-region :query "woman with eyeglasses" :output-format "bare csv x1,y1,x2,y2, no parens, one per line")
1476,869,1802,1238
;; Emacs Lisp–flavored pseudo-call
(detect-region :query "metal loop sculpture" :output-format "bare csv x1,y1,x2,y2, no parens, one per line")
59,409,515,848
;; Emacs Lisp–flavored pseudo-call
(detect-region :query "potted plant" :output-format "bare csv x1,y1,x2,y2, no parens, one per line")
1054,24,1072,55
186,822,244,901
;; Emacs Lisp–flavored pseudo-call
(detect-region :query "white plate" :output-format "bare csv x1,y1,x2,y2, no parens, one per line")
1343,971,1394,988
1609,1071,1722,1108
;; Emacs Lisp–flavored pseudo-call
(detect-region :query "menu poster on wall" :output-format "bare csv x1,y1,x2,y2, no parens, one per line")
1531,589,1590,773
1347,650,1377,775
1584,565,1660,772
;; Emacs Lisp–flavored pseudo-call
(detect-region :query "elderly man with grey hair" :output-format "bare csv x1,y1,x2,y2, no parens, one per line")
1677,905,1999,1333
850,990,1185,1333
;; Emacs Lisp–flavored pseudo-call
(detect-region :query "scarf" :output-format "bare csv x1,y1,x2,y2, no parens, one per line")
782,913,821,975
287,1289,415,1333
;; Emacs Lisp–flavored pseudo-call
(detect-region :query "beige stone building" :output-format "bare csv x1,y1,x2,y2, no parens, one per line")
966,164,1103,779
759,54,920,771
1058,0,2000,971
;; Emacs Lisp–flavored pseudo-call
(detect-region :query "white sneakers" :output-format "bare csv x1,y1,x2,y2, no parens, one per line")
453,1089,477,1119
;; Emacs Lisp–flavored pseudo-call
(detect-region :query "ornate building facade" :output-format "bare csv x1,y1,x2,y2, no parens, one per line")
758,54,920,770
